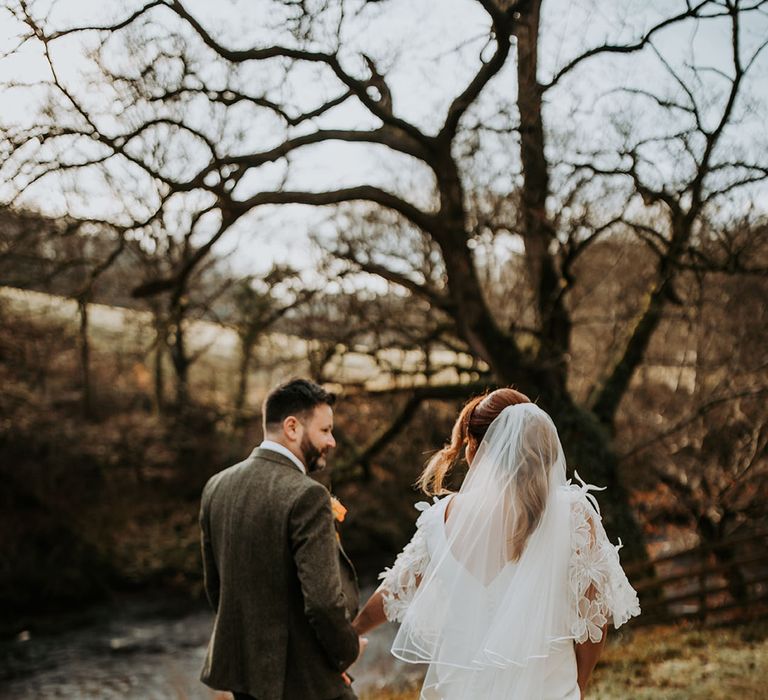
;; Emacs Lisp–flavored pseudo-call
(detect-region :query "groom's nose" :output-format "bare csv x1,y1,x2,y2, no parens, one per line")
327,432,336,449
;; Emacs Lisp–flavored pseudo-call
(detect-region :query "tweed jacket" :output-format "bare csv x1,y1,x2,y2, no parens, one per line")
199,447,360,700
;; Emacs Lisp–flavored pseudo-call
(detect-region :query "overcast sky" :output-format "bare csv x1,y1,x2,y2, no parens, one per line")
1,0,767,275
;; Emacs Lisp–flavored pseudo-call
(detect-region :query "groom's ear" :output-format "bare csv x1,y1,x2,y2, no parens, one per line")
282,415,301,441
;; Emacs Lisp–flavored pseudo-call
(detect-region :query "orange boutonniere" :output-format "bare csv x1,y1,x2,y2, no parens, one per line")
331,496,347,543
330,495,347,523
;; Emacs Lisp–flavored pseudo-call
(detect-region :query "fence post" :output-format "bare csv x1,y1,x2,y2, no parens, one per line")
698,548,707,623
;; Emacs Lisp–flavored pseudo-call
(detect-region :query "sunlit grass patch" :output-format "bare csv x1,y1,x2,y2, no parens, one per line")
360,620,768,700
588,620,768,699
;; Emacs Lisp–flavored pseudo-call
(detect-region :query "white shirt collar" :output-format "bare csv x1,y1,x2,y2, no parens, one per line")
259,440,307,475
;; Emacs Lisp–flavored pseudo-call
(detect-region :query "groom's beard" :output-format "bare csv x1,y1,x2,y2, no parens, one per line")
300,435,329,473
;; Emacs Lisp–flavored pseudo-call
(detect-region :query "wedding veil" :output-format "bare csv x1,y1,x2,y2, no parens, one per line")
391,402,578,699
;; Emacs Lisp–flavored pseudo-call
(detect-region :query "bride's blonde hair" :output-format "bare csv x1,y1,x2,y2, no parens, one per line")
505,412,558,560
417,387,531,496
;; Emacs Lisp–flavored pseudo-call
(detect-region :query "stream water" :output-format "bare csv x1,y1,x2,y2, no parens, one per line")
0,594,423,699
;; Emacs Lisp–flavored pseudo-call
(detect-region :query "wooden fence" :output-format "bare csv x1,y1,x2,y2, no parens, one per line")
624,530,768,627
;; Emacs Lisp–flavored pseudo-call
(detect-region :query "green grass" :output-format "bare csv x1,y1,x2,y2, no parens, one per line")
360,620,768,700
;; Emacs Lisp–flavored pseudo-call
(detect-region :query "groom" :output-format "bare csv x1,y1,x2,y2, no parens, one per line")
199,378,364,700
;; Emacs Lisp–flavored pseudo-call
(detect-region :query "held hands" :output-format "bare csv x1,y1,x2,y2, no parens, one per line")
356,635,369,661
341,637,369,687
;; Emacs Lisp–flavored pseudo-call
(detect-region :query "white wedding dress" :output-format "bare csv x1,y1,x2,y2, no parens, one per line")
378,404,641,700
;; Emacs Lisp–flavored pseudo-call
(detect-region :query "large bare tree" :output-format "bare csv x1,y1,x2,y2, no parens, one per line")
3,0,768,561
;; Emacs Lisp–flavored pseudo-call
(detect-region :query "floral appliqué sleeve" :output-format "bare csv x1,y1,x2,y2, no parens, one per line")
569,489,641,643
377,500,436,623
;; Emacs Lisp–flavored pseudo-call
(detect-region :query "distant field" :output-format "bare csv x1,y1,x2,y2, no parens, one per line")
0,286,476,401
360,620,768,700
0,285,311,366
1,285,695,402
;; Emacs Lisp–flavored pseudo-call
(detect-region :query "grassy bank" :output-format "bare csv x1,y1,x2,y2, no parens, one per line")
360,619,768,699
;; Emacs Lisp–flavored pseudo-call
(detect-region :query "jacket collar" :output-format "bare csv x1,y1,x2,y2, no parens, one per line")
250,446,305,473
257,440,307,473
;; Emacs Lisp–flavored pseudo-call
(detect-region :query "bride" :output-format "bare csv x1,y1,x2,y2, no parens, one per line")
353,388,641,699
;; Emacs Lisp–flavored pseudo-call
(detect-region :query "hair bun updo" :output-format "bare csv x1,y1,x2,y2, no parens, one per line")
417,387,531,496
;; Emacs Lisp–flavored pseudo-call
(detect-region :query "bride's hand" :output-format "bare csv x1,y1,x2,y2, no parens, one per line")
356,635,369,661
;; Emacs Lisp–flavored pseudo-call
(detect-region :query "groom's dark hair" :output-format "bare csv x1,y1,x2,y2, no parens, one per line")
263,378,336,430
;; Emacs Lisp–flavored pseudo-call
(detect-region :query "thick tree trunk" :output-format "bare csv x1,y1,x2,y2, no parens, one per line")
514,1,571,388
505,1,646,567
